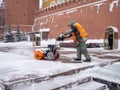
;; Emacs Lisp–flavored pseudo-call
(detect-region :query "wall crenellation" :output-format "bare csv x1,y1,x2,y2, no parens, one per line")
34,0,99,17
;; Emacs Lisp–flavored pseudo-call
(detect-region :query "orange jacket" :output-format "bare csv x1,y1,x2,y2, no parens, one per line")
72,23,88,42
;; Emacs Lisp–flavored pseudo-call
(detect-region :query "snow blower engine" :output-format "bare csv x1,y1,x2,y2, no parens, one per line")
34,34,66,60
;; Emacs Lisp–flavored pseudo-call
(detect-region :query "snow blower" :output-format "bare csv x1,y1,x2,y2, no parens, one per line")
34,35,65,60
34,34,65,60
34,45,60,60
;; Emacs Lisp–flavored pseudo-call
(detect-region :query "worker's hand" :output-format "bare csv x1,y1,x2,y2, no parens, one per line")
56,34,65,41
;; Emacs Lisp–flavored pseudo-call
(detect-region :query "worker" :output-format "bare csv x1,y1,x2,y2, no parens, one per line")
108,30,113,50
58,20,91,62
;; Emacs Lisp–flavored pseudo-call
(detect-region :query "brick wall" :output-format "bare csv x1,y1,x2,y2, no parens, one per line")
34,0,120,39
4,0,39,33
4,24,33,34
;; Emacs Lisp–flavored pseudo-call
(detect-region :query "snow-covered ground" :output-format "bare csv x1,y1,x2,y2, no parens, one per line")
0,39,120,90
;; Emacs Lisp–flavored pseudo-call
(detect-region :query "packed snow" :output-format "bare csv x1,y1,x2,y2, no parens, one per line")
0,39,120,90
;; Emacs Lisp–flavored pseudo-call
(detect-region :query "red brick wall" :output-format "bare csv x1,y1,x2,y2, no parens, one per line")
3,24,33,37
34,0,120,39
4,0,39,32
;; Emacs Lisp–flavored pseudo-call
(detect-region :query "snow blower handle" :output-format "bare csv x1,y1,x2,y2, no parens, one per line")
56,29,73,41
56,34,65,41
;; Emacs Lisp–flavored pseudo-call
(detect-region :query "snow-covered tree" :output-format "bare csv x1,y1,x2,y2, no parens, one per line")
15,25,21,41
4,25,14,42
21,32,27,41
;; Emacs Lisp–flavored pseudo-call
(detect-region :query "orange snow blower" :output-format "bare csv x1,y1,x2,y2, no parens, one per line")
34,34,66,60
34,44,60,60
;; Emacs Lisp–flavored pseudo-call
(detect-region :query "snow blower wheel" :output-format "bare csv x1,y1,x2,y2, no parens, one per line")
34,50,44,60
46,52,54,60
46,52,60,60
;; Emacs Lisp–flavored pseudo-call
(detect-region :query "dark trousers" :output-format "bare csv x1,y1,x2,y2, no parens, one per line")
108,40,113,49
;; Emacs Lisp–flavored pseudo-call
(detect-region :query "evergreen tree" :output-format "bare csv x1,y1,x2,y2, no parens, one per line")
15,25,21,41
4,25,14,42
21,32,27,41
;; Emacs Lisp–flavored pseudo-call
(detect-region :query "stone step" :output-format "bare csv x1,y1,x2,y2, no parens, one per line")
2,64,95,90
12,76,92,90
2,61,116,90
91,62,120,85
12,76,108,90
66,81,108,90
52,76,92,90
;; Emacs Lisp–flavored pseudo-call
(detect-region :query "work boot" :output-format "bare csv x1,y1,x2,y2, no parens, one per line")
83,59,91,62
74,58,81,61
